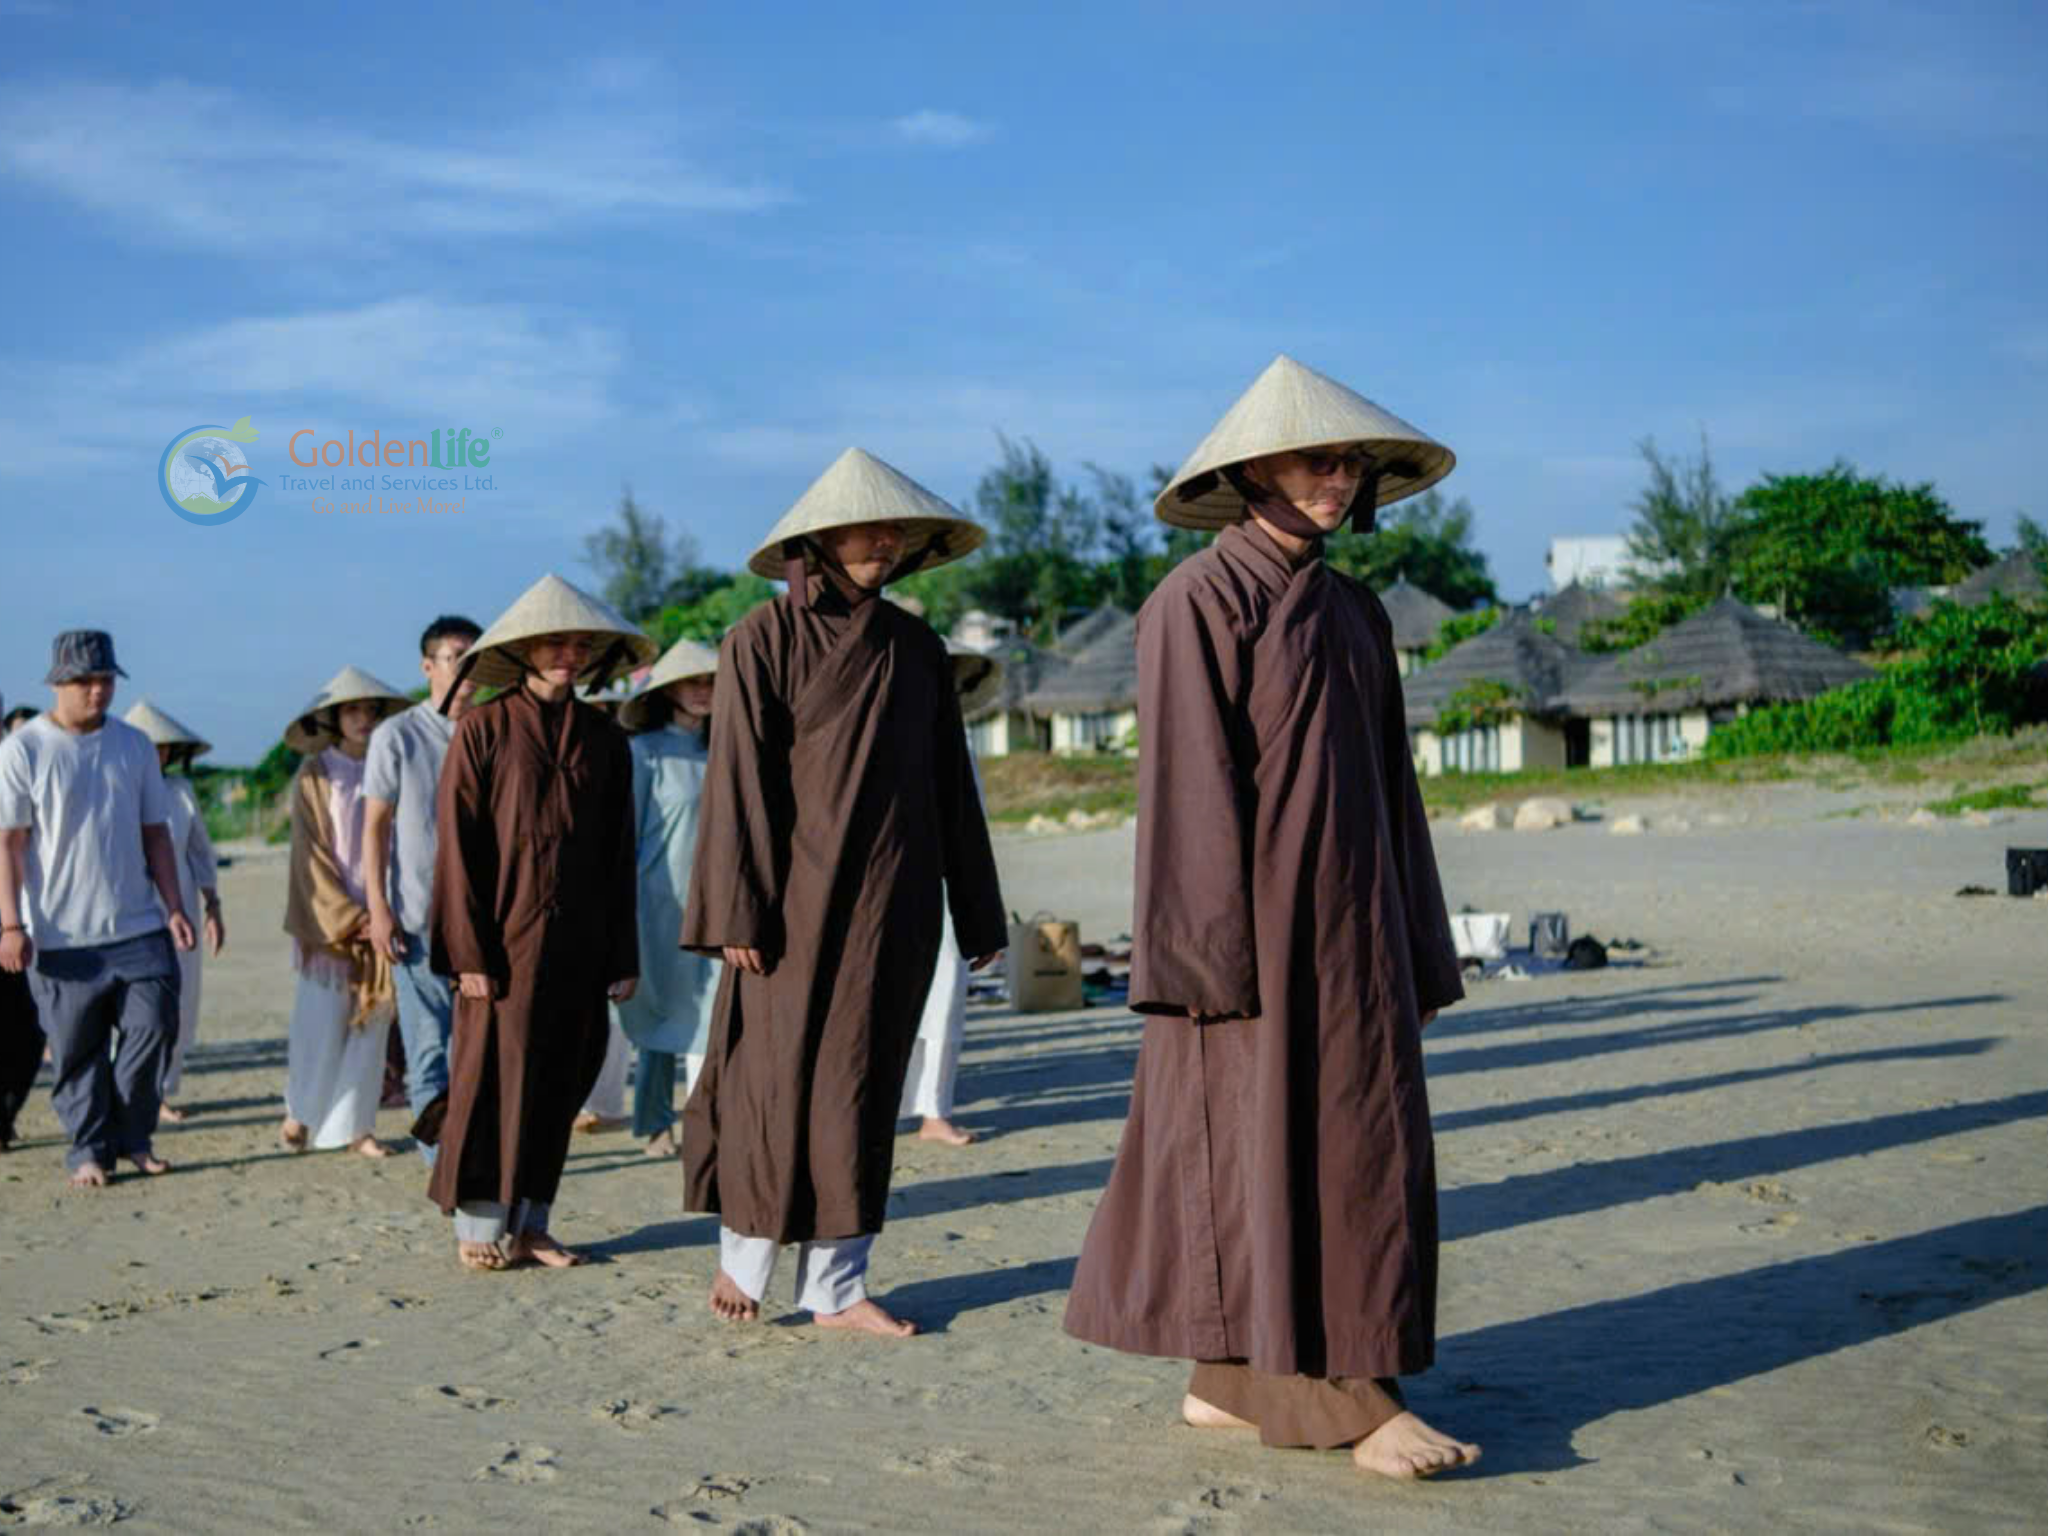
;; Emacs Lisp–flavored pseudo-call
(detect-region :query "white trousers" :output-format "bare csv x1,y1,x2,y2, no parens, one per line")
582,1014,629,1119
719,1226,873,1314
283,972,388,1149
160,945,203,1097
901,915,967,1121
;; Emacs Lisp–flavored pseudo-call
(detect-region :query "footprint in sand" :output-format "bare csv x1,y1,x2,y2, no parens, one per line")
592,1399,683,1432
0,1490,133,1526
1738,1212,1800,1237
881,1446,1002,1483
22,1314,91,1337
1151,1482,1278,1534
79,1406,159,1438
423,1385,516,1412
1740,1179,1795,1205
473,1444,559,1484
316,1339,383,1364
4,1360,54,1387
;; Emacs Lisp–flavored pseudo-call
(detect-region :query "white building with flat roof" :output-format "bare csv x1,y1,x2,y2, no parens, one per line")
1544,535,1634,591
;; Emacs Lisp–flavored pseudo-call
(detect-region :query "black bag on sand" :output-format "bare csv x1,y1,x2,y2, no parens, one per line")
1563,936,1609,971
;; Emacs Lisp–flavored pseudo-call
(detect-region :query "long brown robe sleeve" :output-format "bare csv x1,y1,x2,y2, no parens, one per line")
428,715,501,987
931,657,1008,959
1066,521,1461,1385
680,622,791,959
1127,577,1258,1020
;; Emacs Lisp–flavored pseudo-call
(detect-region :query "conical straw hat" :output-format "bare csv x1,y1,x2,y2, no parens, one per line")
1155,355,1456,530
945,638,1005,718
746,448,986,582
619,636,721,733
458,572,659,693
123,699,212,760
285,665,412,754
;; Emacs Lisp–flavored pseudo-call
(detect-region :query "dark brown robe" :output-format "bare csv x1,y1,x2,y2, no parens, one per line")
425,687,636,1215
1064,521,1464,1390
681,582,1006,1242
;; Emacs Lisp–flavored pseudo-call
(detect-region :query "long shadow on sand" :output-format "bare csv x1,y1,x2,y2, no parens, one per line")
882,1256,1078,1332
1434,1038,1998,1134
1438,1204,2048,1475
1444,1089,2048,1241
175,1036,289,1076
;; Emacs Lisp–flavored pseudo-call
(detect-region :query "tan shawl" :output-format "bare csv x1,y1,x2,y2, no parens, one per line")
282,757,395,1032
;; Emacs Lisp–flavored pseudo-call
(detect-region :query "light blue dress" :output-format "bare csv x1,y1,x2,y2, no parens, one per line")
612,725,721,1059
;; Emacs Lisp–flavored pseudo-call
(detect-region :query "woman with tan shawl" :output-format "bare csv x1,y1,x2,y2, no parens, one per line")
279,667,408,1156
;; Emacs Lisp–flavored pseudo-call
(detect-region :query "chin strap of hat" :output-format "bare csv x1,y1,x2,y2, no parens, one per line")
1223,456,1388,544
584,638,629,693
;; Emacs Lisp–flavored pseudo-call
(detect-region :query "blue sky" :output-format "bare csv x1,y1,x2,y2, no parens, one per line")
3,0,2043,761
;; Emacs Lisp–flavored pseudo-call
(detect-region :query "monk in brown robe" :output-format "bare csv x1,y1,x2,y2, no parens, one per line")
682,447,1006,1338
426,573,655,1272
1064,357,1482,1477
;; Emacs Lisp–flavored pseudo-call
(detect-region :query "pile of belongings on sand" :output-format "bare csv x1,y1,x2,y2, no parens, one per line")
1448,908,1647,982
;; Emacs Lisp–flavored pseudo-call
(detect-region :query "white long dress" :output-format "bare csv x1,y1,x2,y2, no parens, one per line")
283,750,390,1148
158,776,218,1098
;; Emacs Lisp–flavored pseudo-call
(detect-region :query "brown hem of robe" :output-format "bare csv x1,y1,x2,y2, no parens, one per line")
1189,1362,1406,1450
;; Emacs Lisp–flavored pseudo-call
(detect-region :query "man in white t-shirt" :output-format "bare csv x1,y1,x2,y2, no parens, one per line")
0,631,198,1188
362,614,480,1164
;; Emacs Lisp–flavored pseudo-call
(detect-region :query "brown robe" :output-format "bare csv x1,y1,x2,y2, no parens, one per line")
425,687,636,1216
1063,521,1464,1391
681,582,1006,1243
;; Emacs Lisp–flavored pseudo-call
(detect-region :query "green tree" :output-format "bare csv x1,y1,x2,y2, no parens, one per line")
1729,464,1991,647
1622,433,1742,604
1324,488,1499,609
648,573,777,646
582,486,702,623
2018,514,2048,584
1577,590,1708,654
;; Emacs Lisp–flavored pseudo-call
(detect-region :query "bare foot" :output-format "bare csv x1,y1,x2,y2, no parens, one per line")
158,1102,188,1125
1352,1411,1482,1479
127,1152,172,1177
571,1111,623,1135
279,1119,309,1153
917,1116,975,1147
1182,1394,1255,1430
643,1127,679,1158
708,1270,760,1322
67,1162,109,1190
813,1298,917,1338
506,1231,585,1268
458,1240,508,1272
350,1135,393,1160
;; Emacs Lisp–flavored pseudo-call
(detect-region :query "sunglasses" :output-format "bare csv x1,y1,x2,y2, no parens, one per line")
1292,446,1376,478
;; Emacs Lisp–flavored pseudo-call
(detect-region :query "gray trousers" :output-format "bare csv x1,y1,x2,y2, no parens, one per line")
28,930,179,1171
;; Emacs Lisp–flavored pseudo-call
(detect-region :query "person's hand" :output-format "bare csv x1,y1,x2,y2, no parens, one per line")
608,977,638,1002
0,929,30,974
1421,1008,1439,1030
458,972,493,1000
205,910,226,957
168,911,197,952
968,950,1003,973
367,905,403,963
722,946,767,976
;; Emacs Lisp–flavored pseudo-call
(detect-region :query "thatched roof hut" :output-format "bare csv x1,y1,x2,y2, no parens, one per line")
1403,614,1585,730
1538,580,1629,646
1554,597,1874,716
1952,553,2046,609
1375,578,1457,653
1052,604,1132,658
1022,610,1139,714
965,638,1069,721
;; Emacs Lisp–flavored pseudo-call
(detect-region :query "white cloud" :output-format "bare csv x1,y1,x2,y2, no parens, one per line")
0,297,627,476
890,109,993,148
0,79,791,255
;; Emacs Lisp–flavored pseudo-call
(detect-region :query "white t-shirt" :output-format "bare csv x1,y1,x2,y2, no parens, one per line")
0,713,171,949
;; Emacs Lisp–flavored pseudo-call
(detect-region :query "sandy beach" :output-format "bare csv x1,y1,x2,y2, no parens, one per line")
4,788,2045,1532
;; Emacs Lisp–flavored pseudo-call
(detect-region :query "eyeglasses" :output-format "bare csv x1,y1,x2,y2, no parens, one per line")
1292,446,1376,478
